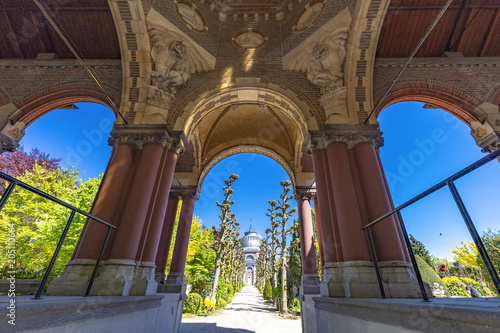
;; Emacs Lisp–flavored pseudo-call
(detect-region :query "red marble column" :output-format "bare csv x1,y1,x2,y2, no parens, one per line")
326,143,370,262
312,198,325,267
109,144,164,261
169,197,196,274
155,198,180,277
354,143,406,262
139,150,179,263
297,198,318,275
73,144,137,260
311,150,338,264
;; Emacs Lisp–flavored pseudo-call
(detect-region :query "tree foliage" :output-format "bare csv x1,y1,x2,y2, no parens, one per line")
265,200,280,288
410,234,433,267
0,161,101,279
276,180,297,314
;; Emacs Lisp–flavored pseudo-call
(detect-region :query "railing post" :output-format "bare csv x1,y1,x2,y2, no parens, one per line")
366,227,385,298
85,226,112,296
34,209,77,299
0,181,17,212
395,210,430,301
447,181,500,295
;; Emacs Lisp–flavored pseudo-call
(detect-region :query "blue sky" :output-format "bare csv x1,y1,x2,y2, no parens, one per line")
19,101,500,260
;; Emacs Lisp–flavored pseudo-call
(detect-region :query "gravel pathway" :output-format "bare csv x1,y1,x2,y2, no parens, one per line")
180,286,302,333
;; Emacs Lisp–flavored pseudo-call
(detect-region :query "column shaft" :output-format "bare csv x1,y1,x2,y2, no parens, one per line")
74,144,137,260
169,198,196,274
298,198,318,275
140,151,179,262
109,144,164,261
326,143,370,262
311,150,338,263
354,143,405,261
155,198,180,275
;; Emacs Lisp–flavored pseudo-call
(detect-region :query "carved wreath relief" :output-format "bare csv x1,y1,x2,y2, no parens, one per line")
174,0,208,33
293,0,326,32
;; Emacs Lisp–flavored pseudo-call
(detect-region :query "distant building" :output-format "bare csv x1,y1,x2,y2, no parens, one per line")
240,225,263,286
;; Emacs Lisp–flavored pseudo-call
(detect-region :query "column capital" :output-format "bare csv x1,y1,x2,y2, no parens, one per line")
294,186,317,200
108,124,186,154
481,137,500,153
0,121,25,154
307,124,383,152
170,186,199,200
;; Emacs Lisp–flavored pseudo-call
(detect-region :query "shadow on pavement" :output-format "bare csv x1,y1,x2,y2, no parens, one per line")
181,323,254,333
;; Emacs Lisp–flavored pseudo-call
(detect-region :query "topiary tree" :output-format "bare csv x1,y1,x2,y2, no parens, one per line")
183,293,203,314
263,279,272,300
415,255,448,295
410,235,433,267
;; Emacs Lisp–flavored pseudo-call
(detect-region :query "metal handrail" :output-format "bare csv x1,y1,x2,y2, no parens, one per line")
0,171,117,298
361,149,500,300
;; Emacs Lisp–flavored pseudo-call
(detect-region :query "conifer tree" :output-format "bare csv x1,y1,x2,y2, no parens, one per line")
410,234,433,267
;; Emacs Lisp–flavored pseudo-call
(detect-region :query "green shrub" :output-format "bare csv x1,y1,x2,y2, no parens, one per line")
443,276,494,297
216,298,228,308
228,284,234,297
272,284,281,300
184,293,203,314
263,279,272,300
289,298,301,315
415,255,448,295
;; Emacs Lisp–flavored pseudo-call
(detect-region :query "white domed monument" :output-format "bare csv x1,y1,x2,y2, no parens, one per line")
239,223,263,286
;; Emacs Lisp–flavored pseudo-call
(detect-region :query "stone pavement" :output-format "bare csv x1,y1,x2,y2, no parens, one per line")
180,286,302,333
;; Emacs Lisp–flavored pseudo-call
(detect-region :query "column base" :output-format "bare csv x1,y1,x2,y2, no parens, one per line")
154,272,166,284
320,261,384,298
89,259,137,296
46,259,97,296
301,273,321,295
300,293,320,333
379,261,427,298
157,272,187,294
129,261,158,296
320,262,344,297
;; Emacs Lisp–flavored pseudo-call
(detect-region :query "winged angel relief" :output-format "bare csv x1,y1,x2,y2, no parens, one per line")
284,26,349,94
145,26,213,122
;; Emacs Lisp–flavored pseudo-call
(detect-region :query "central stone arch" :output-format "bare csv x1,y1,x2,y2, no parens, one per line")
172,84,316,190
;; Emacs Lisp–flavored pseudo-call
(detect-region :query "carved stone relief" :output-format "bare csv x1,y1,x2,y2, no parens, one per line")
293,0,326,32
174,0,208,33
232,29,268,49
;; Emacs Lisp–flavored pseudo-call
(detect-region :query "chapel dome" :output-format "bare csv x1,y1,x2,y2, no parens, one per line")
239,225,262,251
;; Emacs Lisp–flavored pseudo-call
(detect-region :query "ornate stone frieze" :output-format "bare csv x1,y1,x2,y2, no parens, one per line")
307,124,383,152
108,124,186,153
170,186,200,200
481,139,500,153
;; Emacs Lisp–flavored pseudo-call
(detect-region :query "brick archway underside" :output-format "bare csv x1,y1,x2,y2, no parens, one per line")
13,84,120,126
374,83,486,125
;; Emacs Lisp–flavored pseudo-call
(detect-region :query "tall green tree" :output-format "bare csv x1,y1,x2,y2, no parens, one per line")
410,234,433,267
276,180,297,314
211,174,240,298
265,200,280,288
288,220,302,296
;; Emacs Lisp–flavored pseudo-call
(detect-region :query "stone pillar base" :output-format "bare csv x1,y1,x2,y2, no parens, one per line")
320,261,384,298
155,272,165,284
342,261,384,298
157,272,187,294
46,259,97,296
130,261,158,296
301,273,321,294
300,293,320,333
320,262,344,297
379,261,425,298
89,259,137,296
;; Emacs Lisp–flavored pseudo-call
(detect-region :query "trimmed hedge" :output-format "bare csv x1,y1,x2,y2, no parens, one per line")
184,293,204,314
263,279,272,300
415,255,448,295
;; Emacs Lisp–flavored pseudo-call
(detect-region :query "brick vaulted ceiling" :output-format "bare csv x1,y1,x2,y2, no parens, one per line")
1,0,498,61
378,0,500,57
0,0,120,59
